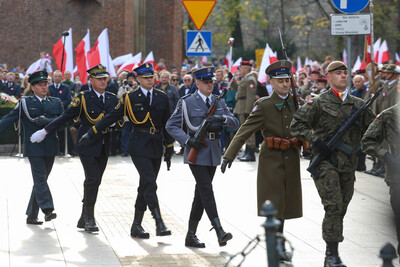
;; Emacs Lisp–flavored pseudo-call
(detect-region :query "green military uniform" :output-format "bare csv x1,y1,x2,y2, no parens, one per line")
375,79,398,115
361,103,400,256
290,62,375,245
224,91,302,219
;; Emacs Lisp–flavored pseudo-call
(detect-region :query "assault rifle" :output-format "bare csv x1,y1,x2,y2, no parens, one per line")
307,87,383,178
187,74,236,164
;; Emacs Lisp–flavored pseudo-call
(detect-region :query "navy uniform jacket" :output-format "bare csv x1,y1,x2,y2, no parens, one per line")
45,89,118,157
166,91,239,166
49,83,72,109
92,87,174,159
3,82,22,98
0,96,63,157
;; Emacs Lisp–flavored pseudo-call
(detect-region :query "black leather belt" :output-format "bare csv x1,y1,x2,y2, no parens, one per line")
189,131,221,140
133,127,158,135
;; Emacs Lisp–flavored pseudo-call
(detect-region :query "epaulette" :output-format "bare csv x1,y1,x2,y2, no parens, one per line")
258,95,271,102
105,91,116,96
154,88,166,94
181,94,191,99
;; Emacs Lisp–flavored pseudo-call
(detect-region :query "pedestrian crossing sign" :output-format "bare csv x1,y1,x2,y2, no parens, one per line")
186,31,212,57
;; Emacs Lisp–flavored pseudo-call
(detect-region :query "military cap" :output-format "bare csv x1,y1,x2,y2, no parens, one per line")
87,64,109,78
310,70,320,75
265,60,292,79
193,66,215,81
355,68,366,74
28,70,48,85
134,63,154,77
240,61,252,67
326,61,347,72
382,64,400,74
377,64,384,71
316,77,327,84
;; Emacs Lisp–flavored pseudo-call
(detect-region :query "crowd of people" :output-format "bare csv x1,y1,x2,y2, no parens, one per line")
0,53,399,266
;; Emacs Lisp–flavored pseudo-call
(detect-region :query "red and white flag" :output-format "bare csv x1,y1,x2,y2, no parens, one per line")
143,51,155,66
201,56,208,65
117,52,142,74
73,66,78,77
267,45,278,64
26,59,41,74
378,40,390,64
396,53,400,66
342,49,347,65
87,28,116,77
230,57,242,73
373,38,381,62
258,43,271,83
112,53,133,68
296,56,302,74
352,56,362,73
52,28,74,77
75,29,90,84
364,35,371,64
224,51,231,68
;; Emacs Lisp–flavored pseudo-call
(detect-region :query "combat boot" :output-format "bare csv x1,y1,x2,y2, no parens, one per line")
151,207,171,236
211,217,232,246
77,204,84,229
84,206,99,232
185,220,205,248
372,161,385,177
239,147,255,162
324,242,346,267
130,210,150,239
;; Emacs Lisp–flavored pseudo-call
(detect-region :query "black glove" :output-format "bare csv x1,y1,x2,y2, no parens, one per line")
384,152,400,173
206,115,225,124
78,131,93,146
187,137,205,150
33,115,51,126
221,158,233,173
314,139,331,159
164,147,174,171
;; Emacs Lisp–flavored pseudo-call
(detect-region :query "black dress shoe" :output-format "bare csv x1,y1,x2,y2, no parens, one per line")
27,217,43,225
45,212,57,222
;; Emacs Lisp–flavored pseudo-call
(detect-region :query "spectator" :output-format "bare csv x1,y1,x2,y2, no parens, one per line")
4,72,22,98
63,70,78,96
154,58,167,72
155,71,179,114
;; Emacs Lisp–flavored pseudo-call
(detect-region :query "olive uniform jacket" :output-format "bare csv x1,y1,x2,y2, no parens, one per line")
233,73,257,116
224,91,302,219
45,89,118,157
375,79,399,115
0,96,63,157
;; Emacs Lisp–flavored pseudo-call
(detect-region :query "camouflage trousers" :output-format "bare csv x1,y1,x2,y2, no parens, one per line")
314,162,355,242
238,114,255,148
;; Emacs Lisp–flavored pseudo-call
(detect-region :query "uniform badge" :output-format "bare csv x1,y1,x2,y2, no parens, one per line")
307,99,314,104
71,97,80,107
252,105,258,113
59,90,62,94
376,114,381,119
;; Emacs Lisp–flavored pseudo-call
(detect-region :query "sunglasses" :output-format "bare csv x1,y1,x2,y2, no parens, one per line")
171,79,178,81
183,79,191,81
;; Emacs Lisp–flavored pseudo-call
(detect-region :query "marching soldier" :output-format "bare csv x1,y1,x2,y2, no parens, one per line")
290,61,375,267
221,60,302,261
234,61,257,161
362,102,400,259
79,63,174,238
30,64,119,232
166,67,239,248
0,71,63,224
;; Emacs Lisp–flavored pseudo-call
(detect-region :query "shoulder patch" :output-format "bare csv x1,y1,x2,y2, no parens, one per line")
155,88,166,94
376,113,381,119
249,84,254,88
307,99,314,104
70,96,80,107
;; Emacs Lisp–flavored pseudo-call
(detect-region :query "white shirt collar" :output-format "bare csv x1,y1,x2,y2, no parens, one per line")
93,89,105,98
140,87,153,96
277,93,289,100
35,95,46,102
197,90,212,103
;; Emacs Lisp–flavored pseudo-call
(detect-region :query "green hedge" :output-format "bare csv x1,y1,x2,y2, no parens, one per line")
0,107,20,144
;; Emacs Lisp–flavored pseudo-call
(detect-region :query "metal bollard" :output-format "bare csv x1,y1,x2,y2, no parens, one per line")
379,242,397,267
261,200,281,267
62,127,72,158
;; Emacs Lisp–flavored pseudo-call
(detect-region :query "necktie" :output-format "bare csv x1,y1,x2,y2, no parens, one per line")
146,91,151,106
206,97,211,108
99,95,104,108
42,99,46,106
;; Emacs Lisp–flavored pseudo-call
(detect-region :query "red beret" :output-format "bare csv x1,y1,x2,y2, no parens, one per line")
316,78,327,83
310,70,320,75
356,68,366,74
240,61,252,66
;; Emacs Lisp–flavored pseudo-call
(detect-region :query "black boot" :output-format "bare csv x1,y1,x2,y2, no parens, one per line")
185,220,205,248
239,147,255,162
211,217,232,247
151,208,171,236
372,161,385,177
77,205,84,229
324,242,346,267
84,206,99,232
130,210,150,239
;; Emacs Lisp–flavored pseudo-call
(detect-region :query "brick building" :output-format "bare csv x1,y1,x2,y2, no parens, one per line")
0,0,183,73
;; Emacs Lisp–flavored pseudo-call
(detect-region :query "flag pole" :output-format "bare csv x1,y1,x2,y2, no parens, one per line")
370,0,376,94
60,31,69,75
228,38,234,71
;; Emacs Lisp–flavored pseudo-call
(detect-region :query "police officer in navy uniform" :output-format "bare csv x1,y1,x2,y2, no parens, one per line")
79,63,174,238
166,67,239,248
31,64,119,232
0,71,63,224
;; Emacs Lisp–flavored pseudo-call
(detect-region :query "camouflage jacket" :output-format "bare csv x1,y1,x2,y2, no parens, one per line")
290,89,375,172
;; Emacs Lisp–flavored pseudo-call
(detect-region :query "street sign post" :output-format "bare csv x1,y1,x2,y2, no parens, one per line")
330,14,371,36
331,0,370,14
186,31,212,57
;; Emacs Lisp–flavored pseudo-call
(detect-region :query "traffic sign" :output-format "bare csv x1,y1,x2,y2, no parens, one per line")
182,0,216,30
186,31,212,56
331,14,371,36
331,0,370,14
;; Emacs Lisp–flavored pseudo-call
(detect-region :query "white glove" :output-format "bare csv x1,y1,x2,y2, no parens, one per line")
30,129,47,143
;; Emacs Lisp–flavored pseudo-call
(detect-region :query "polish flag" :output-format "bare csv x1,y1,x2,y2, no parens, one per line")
258,43,271,83
143,51,155,66
26,58,41,74
360,61,366,70
296,56,302,74
373,38,381,62
73,66,78,77
117,52,142,74
112,53,133,68
352,56,362,73
75,29,90,84
268,45,278,63
395,53,400,66
201,56,208,65
52,28,74,77
378,40,390,64
342,49,347,64
87,28,116,77
230,57,242,73
364,35,371,64
224,51,231,68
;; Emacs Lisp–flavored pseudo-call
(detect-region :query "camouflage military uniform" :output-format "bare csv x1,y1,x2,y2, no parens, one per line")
290,89,375,242
361,103,400,255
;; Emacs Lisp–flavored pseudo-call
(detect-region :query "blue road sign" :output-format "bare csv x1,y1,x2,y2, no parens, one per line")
331,0,370,14
186,31,212,57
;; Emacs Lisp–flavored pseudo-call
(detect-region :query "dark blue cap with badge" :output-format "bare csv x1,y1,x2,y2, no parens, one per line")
193,67,215,81
28,70,48,85
87,64,109,78
134,63,154,77
265,60,292,79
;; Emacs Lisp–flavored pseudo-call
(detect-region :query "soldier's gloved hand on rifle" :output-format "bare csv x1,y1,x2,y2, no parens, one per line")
33,115,51,126
220,158,233,173
187,137,205,150
206,115,225,124
78,129,94,146
314,139,331,159
383,152,400,173
164,146,174,171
